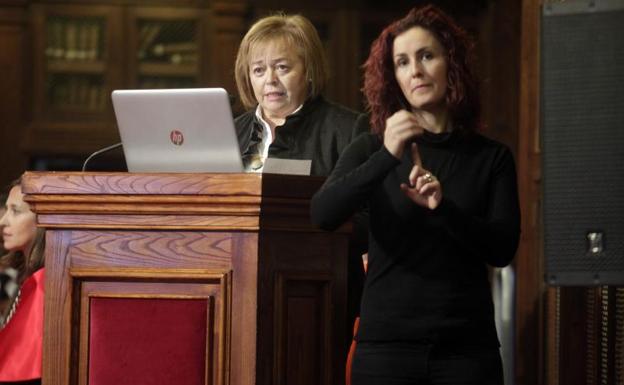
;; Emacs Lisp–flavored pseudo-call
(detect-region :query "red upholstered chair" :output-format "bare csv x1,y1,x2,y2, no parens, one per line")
88,297,208,385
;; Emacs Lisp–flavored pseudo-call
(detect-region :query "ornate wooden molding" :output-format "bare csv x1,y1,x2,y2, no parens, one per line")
22,171,262,196
21,172,339,232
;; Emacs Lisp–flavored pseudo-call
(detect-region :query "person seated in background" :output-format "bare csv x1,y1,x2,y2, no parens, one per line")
0,191,8,321
311,5,520,384
0,191,6,256
0,178,46,385
234,12,370,352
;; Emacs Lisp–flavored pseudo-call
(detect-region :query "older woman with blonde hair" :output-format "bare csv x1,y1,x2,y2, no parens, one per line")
234,13,369,175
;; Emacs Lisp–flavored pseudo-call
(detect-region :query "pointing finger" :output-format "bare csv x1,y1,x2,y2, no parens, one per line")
411,142,422,167
408,165,420,187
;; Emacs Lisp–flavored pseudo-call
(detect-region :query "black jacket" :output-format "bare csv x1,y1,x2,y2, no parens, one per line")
234,96,369,176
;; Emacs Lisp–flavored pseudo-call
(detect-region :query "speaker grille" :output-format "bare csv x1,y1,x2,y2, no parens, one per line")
542,6,624,285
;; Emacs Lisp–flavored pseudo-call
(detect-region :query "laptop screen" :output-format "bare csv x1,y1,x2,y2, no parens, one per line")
111,88,243,173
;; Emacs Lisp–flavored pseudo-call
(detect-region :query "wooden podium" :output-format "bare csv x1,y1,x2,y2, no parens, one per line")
22,172,350,385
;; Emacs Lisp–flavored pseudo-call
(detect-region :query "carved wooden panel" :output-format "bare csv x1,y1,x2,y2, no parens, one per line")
43,229,233,385
74,273,230,385
37,213,259,230
67,230,234,269
254,229,348,385
274,272,332,385
22,172,263,220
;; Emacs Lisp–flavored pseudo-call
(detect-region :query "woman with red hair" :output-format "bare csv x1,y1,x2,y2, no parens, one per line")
311,5,520,384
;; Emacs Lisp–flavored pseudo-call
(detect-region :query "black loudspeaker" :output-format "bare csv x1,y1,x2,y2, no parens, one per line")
542,0,624,285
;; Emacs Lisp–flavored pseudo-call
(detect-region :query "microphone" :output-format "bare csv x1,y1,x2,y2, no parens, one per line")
82,142,123,172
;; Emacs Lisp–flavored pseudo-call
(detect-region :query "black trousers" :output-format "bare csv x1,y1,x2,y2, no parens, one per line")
351,341,504,385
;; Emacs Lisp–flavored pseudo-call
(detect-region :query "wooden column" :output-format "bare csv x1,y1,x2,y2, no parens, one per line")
0,0,29,186
516,0,544,384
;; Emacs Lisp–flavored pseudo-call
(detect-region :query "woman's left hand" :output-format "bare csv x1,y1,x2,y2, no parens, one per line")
400,143,442,210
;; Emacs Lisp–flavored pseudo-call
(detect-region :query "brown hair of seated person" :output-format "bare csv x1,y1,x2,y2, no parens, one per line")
0,191,6,257
0,178,45,326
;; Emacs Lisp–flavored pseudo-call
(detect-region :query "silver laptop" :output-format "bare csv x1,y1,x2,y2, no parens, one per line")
111,88,243,173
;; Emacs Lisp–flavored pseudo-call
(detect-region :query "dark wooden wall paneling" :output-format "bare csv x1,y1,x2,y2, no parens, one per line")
0,1,29,186
517,0,544,383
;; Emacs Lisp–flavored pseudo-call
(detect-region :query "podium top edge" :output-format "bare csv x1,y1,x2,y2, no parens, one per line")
20,171,325,198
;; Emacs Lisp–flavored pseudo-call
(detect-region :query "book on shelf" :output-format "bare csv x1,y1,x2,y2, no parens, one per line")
78,77,89,106
64,22,78,60
51,81,68,106
47,19,103,62
88,84,102,110
87,22,101,60
46,19,65,59
49,75,104,110
137,23,162,59
45,20,55,58
76,22,89,60
66,77,78,105
169,52,198,65
151,41,197,56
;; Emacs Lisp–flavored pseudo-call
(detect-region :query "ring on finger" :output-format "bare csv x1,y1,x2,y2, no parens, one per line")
422,172,435,184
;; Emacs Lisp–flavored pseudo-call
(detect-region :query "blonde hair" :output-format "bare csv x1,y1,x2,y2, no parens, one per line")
235,13,329,109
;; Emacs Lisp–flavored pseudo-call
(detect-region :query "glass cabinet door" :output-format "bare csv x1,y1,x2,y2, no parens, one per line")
26,3,220,156
127,8,210,89
33,5,123,121
44,16,107,112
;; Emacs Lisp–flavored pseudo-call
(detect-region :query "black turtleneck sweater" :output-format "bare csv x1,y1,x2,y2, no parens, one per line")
311,130,520,347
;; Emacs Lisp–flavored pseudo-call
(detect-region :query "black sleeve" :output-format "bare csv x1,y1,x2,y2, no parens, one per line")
311,135,399,230
433,147,521,267
350,113,370,141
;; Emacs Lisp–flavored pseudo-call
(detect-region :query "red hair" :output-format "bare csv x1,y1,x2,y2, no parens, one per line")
363,5,479,135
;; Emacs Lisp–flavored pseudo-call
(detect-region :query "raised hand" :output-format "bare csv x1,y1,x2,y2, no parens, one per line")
383,110,425,159
399,142,442,210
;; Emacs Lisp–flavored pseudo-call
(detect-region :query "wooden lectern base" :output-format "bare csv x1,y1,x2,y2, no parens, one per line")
22,172,350,385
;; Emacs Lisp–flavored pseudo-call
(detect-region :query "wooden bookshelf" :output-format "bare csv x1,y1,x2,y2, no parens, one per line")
138,62,198,77
47,60,106,74
23,1,246,156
